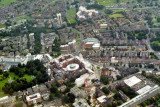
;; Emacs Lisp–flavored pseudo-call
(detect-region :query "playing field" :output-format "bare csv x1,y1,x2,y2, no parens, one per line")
68,9,76,16
0,0,17,7
96,0,137,6
67,17,77,24
109,13,124,18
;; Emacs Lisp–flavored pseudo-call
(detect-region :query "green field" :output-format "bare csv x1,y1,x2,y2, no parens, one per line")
109,13,124,18
0,72,32,98
15,17,26,21
96,0,136,6
152,41,160,46
67,17,77,24
68,9,76,16
0,0,17,7
113,9,126,12
0,24,6,28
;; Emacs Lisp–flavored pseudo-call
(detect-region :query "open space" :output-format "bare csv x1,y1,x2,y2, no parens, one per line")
109,13,124,18
67,17,77,24
0,72,32,98
68,9,76,16
0,0,17,7
0,24,6,28
96,0,136,6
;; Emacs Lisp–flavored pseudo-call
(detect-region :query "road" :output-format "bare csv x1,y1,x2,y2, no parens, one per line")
145,23,160,59
72,28,84,55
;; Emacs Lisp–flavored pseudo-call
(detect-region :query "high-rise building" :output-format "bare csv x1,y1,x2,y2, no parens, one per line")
57,13,63,25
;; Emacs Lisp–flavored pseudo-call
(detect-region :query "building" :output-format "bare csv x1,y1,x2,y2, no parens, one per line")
82,38,100,50
97,95,107,105
77,6,99,21
73,98,90,107
51,54,93,83
119,90,130,102
60,40,76,52
121,74,160,106
57,13,63,25
26,93,42,105
120,85,160,107
117,46,128,51
135,45,146,51
75,73,90,87
100,24,108,29
70,86,87,99
124,76,141,87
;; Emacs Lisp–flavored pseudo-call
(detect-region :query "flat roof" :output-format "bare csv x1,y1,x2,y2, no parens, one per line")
26,93,41,102
124,76,141,87
97,95,107,103
83,38,99,44
137,85,151,95
92,43,100,48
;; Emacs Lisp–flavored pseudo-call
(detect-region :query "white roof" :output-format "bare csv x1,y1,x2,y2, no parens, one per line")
34,55,43,60
92,43,100,48
124,76,141,87
100,24,108,26
45,54,53,61
0,96,8,102
97,95,107,103
79,6,87,11
137,85,152,94
86,42,94,44
26,93,41,102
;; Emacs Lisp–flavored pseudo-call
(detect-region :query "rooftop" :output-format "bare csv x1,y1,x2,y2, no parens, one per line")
136,85,151,95
124,76,141,87
83,38,99,44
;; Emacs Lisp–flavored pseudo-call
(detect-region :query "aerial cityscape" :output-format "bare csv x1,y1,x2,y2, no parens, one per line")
0,0,160,107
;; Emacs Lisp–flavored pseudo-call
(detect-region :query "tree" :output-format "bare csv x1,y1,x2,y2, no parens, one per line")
104,9,113,15
116,75,122,80
157,17,160,22
85,0,90,3
49,93,55,100
102,87,110,95
116,0,120,3
100,76,109,85
137,0,142,3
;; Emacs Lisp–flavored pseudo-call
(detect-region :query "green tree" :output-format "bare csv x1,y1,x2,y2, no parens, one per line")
102,87,110,95
100,76,109,85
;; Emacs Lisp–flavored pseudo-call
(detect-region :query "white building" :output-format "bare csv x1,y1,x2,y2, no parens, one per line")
97,95,107,104
75,73,90,87
100,24,108,29
124,76,142,87
57,13,63,25
26,93,42,105
77,6,99,21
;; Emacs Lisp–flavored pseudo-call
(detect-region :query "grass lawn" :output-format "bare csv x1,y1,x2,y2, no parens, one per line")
0,24,6,28
152,41,160,46
0,72,32,98
76,39,81,43
97,0,116,6
67,17,77,24
109,14,124,18
98,29,106,31
113,9,125,12
14,102,23,107
96,0,136,6
68,9,76,16
0,77,9,97
15,17,26,21
0,0,17,7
